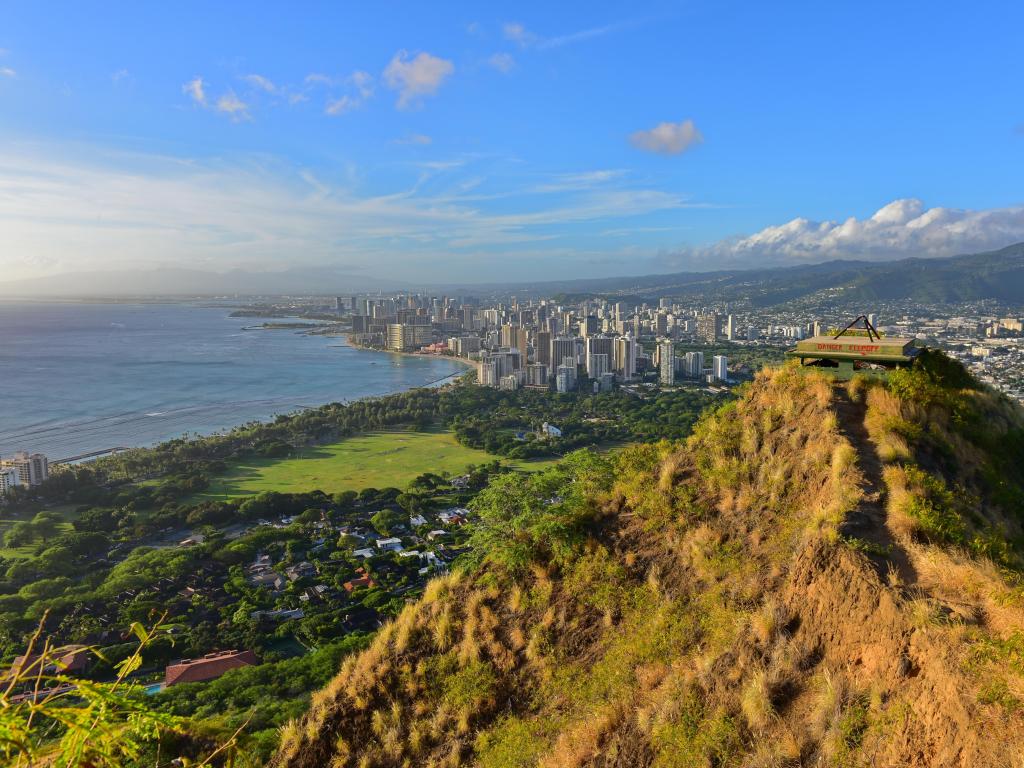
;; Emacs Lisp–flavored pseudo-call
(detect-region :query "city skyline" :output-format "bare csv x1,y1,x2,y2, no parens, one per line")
1,1,1024,286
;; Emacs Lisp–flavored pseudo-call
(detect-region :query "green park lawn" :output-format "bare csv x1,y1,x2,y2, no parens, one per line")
194,430,558,500
0,506,78,559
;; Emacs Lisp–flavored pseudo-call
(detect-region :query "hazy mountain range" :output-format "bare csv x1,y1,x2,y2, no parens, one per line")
2,242,1023,305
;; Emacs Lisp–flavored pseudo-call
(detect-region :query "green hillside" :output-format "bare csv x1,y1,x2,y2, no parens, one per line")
276,355,1024,767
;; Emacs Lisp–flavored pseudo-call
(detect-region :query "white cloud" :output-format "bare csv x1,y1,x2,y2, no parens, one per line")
488,53,515,73
383,50,454,109
182,76,206,105
630,119,703,156
215,91,250,121
0,67,15,78
305,72,334,86
395,134,433,145
349,70,374,99
325,94,359,116
111,68,129,84
503,22,534,46
668,199,1024,269
242,73,277,93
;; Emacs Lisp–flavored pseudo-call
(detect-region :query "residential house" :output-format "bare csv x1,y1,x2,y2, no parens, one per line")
164,650,258,686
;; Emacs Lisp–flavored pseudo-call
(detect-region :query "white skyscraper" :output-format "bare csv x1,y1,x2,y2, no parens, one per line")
713,355,728,382
0,466,20,497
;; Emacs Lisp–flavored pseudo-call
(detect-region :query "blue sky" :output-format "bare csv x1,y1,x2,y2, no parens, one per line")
1,1,1022,283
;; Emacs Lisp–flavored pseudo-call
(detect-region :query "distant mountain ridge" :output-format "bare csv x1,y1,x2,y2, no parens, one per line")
2,242,1023,304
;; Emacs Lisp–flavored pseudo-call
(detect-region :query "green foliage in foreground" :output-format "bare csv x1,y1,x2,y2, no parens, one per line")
0,621,184,768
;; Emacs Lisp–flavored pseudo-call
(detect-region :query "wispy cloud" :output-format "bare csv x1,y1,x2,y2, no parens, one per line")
0,145,694,282
533,169,628,193
383,50,454,109
242,73,277,93
306,70,374,115
630,119,703,156
304,72,334,87
111,68,130,84
182,76,206,106
395,134,433,145
0,67,15,79
215,91,250,121
503,19,632,50
325,94,360,116
488,53,516,73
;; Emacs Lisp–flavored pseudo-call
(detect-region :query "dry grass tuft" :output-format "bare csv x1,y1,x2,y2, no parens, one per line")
741,667,775,731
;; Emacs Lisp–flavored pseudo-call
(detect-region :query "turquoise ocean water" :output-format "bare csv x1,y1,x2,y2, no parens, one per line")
0,301,466,460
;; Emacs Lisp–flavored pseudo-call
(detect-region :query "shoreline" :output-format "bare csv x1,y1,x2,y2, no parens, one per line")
0,304,471,460
339,333,477,372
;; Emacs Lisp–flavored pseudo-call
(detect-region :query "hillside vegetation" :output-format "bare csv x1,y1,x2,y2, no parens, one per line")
273,356,1024,768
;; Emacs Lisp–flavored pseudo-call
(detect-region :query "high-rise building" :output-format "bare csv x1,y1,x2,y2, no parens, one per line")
387,323,433,352
581,316,600,337
1,452,49,488
613,336,637,380
526,363,549,387
552,337,578,368
494,349,522,377
556,364,577,393
658,341,675,385
536,331,552,367
585,336,614,378
478,357,499,387
684,351,705,379
725,314,735,341
500,325,529,362
712,355,728,382
747,326,759,341
588,353,609,379
697,313,720,344
0,465,20,496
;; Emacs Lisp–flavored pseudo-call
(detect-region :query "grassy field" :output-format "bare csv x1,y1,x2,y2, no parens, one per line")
194,430,559,500
0,506,78,559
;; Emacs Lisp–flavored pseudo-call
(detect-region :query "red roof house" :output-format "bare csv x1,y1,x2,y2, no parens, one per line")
7,644,91,680
164,649,258,686
343,575,376,593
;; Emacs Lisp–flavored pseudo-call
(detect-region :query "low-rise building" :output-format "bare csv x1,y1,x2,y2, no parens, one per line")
164,650,258,686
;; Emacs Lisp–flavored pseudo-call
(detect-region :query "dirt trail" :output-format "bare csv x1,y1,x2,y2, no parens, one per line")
832,387,918,588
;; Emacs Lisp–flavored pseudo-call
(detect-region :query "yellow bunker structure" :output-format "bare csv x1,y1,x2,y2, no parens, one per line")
786,316,920,379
